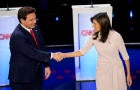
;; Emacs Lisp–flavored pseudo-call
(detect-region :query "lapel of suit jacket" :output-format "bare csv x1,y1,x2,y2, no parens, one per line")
19,24,38,47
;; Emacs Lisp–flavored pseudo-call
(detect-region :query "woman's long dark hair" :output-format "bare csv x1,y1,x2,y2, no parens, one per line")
90,12,112,43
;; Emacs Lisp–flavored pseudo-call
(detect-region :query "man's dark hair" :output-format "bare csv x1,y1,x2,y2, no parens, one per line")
18,6,36,22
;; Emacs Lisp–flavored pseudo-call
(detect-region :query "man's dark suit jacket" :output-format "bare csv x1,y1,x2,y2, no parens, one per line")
8,24,51,83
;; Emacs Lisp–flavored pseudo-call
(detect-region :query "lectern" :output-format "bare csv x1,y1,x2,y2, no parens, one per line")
0,7,20,86
72,4,112,81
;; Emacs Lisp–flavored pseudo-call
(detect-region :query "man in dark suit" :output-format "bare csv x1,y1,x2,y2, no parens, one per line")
8,6,61,90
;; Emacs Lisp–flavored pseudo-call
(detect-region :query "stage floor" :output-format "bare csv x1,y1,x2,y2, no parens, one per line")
0,80,139,90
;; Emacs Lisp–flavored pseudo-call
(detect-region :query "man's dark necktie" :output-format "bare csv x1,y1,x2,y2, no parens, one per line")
30,30,38,46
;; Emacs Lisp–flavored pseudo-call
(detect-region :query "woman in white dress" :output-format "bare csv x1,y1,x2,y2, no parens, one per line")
59,12,132,90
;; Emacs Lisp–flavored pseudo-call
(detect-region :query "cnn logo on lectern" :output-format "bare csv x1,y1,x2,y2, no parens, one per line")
0,33,11,40
81,30,94,36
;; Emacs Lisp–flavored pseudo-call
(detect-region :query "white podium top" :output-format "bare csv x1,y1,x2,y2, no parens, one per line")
72,4,111,9
0,7,21,16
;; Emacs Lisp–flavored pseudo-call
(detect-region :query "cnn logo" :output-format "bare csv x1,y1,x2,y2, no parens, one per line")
0,33,11,40
81,30,94,36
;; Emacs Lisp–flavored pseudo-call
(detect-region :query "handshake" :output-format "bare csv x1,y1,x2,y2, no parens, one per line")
52,52,64,62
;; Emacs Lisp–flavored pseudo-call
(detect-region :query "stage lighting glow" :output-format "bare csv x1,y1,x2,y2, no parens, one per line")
55,16,59,22
130,10,133,19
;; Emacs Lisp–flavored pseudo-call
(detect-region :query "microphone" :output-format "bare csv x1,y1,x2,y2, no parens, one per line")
35,24,40,32
90,0,94,8
6,0,10,11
